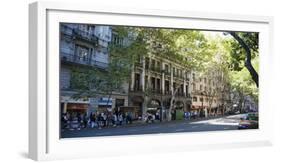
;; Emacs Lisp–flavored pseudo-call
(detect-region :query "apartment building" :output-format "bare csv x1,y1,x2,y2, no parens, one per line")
129,54,192,119
190,70,230,117
59,23,229,120
60,23,129,115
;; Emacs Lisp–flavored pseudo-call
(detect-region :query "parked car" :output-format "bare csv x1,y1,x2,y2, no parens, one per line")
238,112,259,129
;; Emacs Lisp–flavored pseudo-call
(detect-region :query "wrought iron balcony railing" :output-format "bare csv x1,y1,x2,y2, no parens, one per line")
73,28,99,44
60,25,98,44
60,52,108,69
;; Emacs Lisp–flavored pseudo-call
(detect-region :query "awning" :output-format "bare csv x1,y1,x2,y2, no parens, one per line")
61,96,89,104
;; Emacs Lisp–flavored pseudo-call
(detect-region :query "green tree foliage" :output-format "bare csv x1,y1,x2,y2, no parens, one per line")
227,32,258,71
227,32,259,87
69,25,259,114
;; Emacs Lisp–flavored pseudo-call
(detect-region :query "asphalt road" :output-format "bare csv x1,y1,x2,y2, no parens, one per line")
61,114,247,138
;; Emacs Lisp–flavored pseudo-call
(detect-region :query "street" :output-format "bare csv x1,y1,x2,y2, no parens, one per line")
61,114,247,138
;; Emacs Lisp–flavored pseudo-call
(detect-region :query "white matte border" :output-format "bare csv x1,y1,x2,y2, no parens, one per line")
29,1,274,161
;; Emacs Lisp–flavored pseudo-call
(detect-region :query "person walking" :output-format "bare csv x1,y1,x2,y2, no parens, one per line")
118,113,123,126
112,113,117,127
83,113,88,128
90,113,96,128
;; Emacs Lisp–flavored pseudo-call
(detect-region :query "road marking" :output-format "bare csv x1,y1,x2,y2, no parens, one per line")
129,129,138,132
95,132,110,135
175,129,185,132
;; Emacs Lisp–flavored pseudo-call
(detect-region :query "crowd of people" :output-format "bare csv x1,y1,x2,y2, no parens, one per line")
61,110,134,130
61,109,222,131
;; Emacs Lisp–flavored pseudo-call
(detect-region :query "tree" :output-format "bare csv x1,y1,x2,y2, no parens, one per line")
228,32,259,87
229,57,258,112
70,26,148,105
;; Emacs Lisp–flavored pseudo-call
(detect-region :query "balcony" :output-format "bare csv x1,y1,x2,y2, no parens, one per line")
134,61,142,68
73,28,98,45
61,24,74,36
164,90,172,95
175,92,185,97
150,66,162,73
60,52,108,69
173,74,185,80
131,86,143,92
151,89,162,95
164,70,171,76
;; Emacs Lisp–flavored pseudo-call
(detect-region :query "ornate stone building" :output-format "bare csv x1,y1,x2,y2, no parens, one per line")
59,23,229,120
190,70,230,117
129,54,192,120
60,23,129,115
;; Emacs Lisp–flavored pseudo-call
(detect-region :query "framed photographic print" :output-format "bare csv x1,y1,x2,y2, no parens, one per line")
29,1,274,161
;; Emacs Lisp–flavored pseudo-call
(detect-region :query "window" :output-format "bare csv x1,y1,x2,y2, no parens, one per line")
165,64,169,73
193,97,197,102
134,73,141,91
151,59,156,70
179,70,182,78
192,83,196,90
79,24,90,31
76,45,89,62
165,80,169,93
200,85,203,91
200,97,203,102
151,77,156,90
156,78,161,91
145,57,150,69
156,61,161,71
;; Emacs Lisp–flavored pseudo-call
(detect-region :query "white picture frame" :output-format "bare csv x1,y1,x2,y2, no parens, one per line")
29,1,274,161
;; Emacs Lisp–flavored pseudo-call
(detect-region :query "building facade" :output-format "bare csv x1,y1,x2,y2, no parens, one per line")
60,23,129,116
129,54,192,120
190,70,230,117
60,23,229,120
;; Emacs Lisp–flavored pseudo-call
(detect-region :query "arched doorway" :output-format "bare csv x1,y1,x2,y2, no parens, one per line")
130,96,144,119
147,99,161,121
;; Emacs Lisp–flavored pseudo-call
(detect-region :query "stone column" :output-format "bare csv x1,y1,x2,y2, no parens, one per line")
170,64,174,94
130,65,135,91
63,102,68,113
183,70,187,97
161,62,165,95
141,56,146,91
141,56,147,122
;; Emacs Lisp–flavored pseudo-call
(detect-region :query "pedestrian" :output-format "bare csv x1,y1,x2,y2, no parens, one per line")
90,113,96,128
61,113,68,129
77,113,82,129
113,113,117,127
83,113,88,128
98,113,103,129
118,113,123,126
102,113,107,127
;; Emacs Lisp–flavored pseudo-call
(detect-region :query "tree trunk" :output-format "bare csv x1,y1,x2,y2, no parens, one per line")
167,87,179,121
229,32,259,88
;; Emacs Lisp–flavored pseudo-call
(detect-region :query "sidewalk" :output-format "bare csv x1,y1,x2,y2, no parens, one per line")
63,115,229,132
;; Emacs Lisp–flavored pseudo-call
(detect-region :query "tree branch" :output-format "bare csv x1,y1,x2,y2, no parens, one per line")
229,32,259,88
